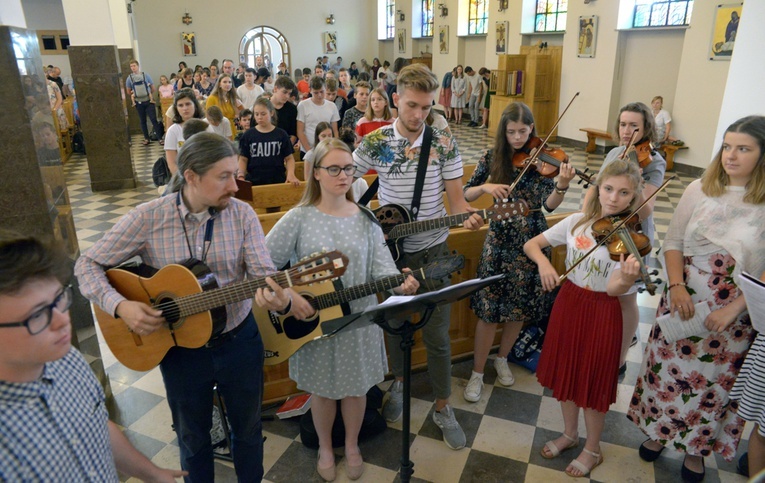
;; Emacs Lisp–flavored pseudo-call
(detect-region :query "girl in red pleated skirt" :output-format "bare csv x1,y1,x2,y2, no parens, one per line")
523,158,643,478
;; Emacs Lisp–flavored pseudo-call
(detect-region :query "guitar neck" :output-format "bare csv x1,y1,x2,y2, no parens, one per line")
389,209,488,239
176,271,292,317
311,273,408,310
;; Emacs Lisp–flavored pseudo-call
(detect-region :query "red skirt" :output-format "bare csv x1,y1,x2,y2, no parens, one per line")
536,281,623,413
439,87,452,108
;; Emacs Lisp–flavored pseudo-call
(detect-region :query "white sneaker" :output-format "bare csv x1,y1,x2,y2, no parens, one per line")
494,356,515,386
382,380,404,422
463,372,484,402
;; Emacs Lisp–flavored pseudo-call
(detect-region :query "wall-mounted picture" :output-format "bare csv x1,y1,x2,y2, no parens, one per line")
324,31,337,54
181,32,196,56
577,16,597,58
496,21,508,54
710,3,742,60
439,25,449,54
397,28,406,54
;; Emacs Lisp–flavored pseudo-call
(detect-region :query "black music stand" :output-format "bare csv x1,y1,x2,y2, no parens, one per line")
323,275,503,482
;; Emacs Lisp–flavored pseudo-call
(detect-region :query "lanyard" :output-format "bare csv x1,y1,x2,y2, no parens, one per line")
176,192,215,262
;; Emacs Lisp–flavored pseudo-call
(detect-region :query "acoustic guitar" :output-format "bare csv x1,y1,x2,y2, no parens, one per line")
255,255,465,365
94,251,348,372
374,200,529,261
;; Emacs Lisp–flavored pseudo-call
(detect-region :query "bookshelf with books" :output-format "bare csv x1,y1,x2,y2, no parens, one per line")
489,45,562,140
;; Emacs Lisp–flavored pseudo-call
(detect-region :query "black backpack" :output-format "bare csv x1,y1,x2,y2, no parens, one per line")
152,156,171,186
72,131,86,154
150,120,165,141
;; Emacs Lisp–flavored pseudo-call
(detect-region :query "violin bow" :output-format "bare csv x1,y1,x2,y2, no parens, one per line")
618,130,640,162
507,92,580,194
557,175,677,283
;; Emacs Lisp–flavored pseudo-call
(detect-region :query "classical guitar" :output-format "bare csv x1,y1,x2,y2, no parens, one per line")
374,200,529,261
94,251,348,372
256,255,465,365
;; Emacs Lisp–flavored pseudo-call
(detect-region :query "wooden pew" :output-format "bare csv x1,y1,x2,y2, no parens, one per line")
657,144,688,170
579,128,613,153
258,199,574,403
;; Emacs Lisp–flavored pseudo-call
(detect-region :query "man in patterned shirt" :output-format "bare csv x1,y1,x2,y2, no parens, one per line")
75,133,313,481
0,230,185,481
353,64,483,450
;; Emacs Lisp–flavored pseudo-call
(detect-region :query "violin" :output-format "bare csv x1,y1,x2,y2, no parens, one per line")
557,176,677,293
506,92,586,195
619,132,654,169
592,212,658,295
513,136,594,186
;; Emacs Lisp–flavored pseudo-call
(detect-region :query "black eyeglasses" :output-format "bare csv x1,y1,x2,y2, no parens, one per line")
0,285,73,335
315,165,357,177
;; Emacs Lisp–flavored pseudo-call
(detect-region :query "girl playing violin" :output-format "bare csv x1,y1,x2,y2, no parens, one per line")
461,102,575,402
583,102,666,368
523,159,642,478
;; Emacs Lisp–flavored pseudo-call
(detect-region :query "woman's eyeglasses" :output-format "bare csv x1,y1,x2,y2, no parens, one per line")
315,165,357,177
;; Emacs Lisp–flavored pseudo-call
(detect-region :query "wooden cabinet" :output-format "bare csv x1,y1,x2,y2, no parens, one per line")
410,55,432,70
489,46,562,140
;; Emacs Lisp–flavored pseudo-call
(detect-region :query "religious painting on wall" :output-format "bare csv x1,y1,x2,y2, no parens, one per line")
324,32,338,54
397,28,406,54
577,16,597,58
710,3,742,60
439,25,449,54
496,21,508,54
181,32,196,56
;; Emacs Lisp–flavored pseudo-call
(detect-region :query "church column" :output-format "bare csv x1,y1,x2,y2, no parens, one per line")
62,0,136,191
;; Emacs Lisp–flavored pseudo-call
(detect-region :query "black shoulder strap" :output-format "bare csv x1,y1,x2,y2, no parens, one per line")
356,204,381,227
358,177,378,206
410,125,433,220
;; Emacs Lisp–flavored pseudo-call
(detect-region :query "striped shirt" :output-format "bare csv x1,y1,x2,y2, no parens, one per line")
75,193,276,333
353,120,463,253
0,349,118,482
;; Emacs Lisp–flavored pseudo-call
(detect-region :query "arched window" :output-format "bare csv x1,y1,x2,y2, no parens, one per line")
239,26,291,74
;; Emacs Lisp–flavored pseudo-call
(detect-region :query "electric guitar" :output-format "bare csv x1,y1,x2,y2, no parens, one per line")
256,255,465,365
94,251,348,372
374,200,529,261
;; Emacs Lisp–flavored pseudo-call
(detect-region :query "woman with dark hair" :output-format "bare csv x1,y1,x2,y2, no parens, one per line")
164,89,206,174
370,58,382,87
462,102,574,404
628,115,765,482
266,139,418,481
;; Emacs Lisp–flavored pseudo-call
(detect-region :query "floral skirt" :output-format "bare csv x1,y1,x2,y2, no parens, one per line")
627,253,755,461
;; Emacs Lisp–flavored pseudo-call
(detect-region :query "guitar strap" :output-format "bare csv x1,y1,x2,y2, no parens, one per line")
356,125,434,217
410,125,433,220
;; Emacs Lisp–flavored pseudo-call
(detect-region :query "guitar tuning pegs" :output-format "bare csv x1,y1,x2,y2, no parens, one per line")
650,270,659,276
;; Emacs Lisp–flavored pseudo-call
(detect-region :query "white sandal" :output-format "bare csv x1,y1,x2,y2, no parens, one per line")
565,448,604,478
541,432,578,459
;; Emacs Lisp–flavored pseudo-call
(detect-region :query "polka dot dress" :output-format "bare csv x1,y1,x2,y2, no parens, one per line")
266,206,400,399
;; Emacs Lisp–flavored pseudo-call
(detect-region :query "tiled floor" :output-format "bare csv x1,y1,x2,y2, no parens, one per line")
63,124,749,482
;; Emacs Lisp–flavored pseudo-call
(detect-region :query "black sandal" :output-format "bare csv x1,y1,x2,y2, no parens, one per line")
638,439,665,462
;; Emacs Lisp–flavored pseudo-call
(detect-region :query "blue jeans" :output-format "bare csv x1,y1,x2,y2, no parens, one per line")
135,101,159,141
160,313,264,482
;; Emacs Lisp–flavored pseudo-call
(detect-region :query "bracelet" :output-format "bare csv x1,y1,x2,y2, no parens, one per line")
554,184,569,195
273,293,293,316
542,200,553,213
668,282,686,289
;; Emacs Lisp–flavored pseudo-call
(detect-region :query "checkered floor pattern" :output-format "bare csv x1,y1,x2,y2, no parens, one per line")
63,127,749,482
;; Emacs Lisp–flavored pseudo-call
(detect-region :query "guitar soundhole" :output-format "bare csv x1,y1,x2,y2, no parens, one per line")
283,295,320,340
156,296,182,325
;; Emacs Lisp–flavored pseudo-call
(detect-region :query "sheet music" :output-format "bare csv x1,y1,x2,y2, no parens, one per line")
656,302,712,343
739,271,765,333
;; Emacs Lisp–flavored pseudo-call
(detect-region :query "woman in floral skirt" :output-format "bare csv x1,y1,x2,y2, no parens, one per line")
627,115,765,482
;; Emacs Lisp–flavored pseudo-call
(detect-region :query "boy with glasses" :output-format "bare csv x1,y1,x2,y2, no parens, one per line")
0,230,185,482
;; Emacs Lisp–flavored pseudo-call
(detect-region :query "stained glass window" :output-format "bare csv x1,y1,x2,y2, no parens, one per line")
386,0,395,39
633,0,693,28
535,0,567,33
468,0,489,35
422,0,434,37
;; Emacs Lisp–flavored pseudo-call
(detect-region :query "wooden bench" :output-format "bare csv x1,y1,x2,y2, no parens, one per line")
580,128,613,153
657,144,688,171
